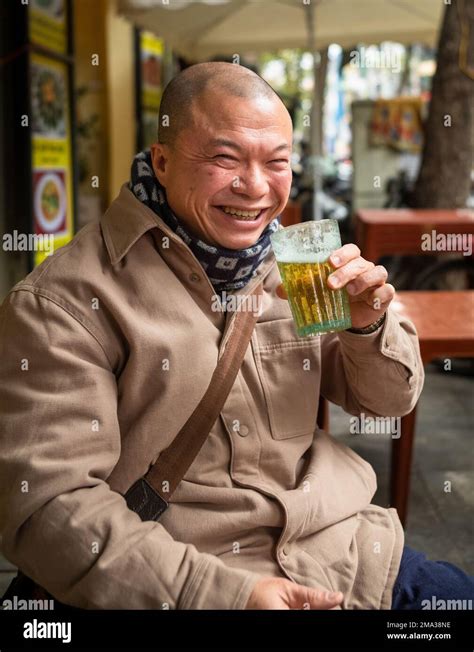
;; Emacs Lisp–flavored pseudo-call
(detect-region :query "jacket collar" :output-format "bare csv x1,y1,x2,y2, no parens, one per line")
100,183,190,265
100,183,277,331
100,184,278,285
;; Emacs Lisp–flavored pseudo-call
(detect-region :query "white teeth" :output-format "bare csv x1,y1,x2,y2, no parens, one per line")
222,206,261,220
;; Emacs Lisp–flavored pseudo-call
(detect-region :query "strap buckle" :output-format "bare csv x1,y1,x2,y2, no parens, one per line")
124,477,169,522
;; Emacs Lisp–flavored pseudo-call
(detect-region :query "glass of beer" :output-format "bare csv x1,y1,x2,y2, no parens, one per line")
270,219,352,336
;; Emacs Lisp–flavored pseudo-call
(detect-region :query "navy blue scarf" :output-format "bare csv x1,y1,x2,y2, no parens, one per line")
129,150,278,292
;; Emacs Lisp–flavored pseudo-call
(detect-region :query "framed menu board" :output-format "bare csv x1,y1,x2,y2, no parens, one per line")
29,0,68,56
30,52,74,264
0,0,76,270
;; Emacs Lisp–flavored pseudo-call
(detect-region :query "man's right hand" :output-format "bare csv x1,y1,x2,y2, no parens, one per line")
245,577,344,610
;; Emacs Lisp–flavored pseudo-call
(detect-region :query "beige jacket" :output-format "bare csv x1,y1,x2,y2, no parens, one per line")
0,185,424,609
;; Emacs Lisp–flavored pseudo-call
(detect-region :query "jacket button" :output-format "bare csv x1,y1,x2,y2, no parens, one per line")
189,272,201,282
281,545,290,556
237,424,249,437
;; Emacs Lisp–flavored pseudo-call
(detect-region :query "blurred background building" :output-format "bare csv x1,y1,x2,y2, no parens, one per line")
1,0,459,295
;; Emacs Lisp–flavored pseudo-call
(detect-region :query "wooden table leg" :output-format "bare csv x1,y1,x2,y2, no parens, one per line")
390,406,418,527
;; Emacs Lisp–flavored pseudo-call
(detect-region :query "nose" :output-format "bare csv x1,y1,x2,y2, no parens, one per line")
232,163,269,200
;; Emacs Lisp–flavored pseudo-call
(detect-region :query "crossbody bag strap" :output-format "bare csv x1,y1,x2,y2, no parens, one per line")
124,283,263,521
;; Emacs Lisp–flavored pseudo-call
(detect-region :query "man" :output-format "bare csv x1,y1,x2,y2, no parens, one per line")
0,63,472,610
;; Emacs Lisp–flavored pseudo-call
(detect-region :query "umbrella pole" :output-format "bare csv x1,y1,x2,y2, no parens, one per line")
305,1,322,220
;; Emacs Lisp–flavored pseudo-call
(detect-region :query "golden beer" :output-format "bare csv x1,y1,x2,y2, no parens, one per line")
271,220,352,336
277,259,352,336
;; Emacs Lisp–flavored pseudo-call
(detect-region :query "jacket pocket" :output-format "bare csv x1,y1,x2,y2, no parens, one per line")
252,318,321,440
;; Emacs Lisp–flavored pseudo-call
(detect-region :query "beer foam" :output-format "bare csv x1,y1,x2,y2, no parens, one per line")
276,251,329,264
270,219,342,263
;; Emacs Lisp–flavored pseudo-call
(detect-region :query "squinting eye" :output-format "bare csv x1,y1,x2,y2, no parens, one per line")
270,159,289,165
214,154,237,161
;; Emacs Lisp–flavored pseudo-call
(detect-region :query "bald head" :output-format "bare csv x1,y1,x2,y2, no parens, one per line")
150,61,293,250
158,62,287,146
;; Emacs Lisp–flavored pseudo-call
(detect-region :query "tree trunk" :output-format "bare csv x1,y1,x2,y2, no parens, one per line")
411,0,474,208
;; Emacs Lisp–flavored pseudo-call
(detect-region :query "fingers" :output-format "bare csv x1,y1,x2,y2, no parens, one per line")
307,588,343,610
345,265,388,296
245,577,344,610
328,257,374,290
288,582,344,610
329,244,361,267
364,283,395,309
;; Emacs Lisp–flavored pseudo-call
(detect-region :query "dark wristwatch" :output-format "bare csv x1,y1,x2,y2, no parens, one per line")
346,312,386,335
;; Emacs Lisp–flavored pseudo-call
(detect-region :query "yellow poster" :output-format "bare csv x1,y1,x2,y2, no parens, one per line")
29,0,67,56
30,53,73,266
140,31,163,110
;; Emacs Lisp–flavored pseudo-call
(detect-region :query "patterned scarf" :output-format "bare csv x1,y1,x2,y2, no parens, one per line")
129,150,279,292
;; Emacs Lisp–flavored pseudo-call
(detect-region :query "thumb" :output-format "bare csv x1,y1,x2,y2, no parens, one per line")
276,283,288,300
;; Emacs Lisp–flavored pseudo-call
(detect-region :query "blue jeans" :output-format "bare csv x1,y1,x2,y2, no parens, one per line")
391,546,474,609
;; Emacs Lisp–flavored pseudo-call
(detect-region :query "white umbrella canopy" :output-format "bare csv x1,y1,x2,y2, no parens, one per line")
118,0,443,61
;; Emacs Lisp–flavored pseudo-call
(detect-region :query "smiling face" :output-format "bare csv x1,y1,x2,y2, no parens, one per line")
150,90,293,249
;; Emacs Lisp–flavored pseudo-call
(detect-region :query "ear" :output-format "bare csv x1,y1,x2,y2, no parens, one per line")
150,142,170,187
